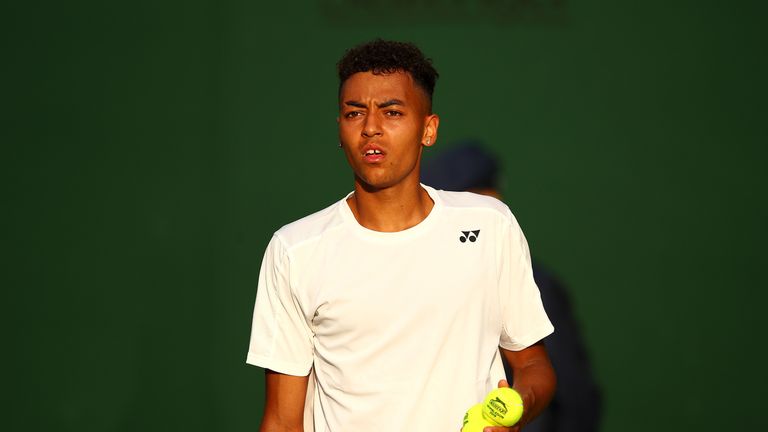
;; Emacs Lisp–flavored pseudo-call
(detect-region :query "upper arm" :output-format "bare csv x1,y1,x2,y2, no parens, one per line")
248,236,314,375
260,369,310,432
500,341,552,373
497,215,554,351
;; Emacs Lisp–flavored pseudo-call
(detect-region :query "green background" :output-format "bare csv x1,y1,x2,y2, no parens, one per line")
4,0,766,430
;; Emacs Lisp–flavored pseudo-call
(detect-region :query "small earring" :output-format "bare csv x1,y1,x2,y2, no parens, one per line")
338,143,342,148
426,138,431,145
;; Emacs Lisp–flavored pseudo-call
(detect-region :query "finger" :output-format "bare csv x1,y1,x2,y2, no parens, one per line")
482,426,520,432
497,379,510,388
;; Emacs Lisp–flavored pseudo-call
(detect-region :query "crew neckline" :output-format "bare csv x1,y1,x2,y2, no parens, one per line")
338,184,443,242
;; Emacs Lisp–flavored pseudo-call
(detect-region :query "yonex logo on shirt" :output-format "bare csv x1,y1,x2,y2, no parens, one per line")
459,230,480,243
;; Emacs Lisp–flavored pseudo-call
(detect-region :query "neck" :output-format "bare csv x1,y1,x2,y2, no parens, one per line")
346,178,434,232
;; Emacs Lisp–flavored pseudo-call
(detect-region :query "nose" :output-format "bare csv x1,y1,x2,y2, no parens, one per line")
362,113,382,138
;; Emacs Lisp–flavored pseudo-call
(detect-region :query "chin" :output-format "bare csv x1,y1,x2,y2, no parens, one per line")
355,174,398,191
358,180,393,192
353,165,418,191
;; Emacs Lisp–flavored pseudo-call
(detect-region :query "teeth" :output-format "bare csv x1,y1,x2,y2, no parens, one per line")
365,149,382,155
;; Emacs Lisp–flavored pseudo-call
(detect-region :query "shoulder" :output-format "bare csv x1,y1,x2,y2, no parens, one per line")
273,198,346,250
432,188,514,221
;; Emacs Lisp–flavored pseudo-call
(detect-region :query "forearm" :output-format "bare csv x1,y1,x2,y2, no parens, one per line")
501,343,557,427
511,358,556,426
259,370,308,432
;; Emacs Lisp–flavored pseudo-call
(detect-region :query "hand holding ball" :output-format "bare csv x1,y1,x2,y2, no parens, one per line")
461,387,524,431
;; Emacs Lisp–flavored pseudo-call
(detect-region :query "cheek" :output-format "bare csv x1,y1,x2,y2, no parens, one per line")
397,118,424,136
383,124,415,147
339,127,357,145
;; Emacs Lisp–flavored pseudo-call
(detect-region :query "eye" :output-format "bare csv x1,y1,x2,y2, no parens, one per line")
344,111,363,119
385,110,403,117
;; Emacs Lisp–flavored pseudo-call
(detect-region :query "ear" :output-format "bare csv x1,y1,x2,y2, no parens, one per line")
422,114,440,147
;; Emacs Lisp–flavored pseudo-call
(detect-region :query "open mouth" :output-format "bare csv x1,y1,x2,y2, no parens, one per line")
362,147,385,162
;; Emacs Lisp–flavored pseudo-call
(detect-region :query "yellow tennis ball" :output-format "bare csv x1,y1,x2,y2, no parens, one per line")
462,403,484,427
482,387,524,427
462,403,494,432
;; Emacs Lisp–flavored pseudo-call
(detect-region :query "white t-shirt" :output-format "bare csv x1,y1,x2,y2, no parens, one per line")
247,185,553,432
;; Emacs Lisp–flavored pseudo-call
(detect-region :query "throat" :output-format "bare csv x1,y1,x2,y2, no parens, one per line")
347,186,434,232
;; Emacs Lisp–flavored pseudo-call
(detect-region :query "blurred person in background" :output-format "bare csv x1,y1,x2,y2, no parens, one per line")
422,141,602,432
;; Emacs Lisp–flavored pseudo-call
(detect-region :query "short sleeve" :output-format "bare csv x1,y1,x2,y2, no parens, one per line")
498,211,555,351
246,235,314,375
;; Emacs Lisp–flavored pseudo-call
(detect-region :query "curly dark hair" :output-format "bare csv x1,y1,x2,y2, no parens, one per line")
337,39,439,110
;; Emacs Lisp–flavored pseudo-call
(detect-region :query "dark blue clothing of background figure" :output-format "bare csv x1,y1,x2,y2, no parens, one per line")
508,265,602,432
421,141,602,432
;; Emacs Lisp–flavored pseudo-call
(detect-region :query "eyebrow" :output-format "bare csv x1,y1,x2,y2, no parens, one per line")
344,101,367,108
344,99,406,109
378,99,405,108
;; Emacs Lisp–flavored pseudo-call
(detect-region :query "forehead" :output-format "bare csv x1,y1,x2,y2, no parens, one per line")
340,71,424,104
